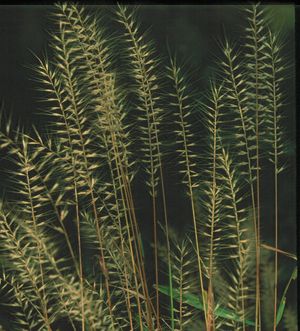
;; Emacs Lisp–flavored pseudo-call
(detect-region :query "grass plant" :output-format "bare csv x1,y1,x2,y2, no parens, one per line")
0,3,296,331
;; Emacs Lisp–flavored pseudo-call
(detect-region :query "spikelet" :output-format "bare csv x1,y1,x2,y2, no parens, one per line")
263,29,286,173
21,213,119,330
263,26,287,331
0,204,53,330
51,6,129,260
0,272,36,330
41,9,137,325
197,81,225,273
218,148,253,330
171,236,198,331
0,3,294,330
166,56,210,327
220,40,257,183
199,82,227,329
167,57,199,192
54,6,136,260
116,5,163,197
0,124,73,255
197,82,224,268
54,4,134,175
80,211,134,330
244,3,268,149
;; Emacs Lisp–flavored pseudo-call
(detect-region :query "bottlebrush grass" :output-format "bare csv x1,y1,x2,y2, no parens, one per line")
0,3,296,331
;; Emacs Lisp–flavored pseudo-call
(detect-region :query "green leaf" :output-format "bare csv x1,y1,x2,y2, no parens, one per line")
157,285,255,326
276,267,297,326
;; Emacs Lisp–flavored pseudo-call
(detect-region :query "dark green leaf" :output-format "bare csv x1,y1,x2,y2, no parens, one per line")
157,285,255,326
276,267,297,326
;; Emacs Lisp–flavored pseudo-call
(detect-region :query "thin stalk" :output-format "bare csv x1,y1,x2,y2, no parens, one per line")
260,244,296,261
74,175,85,331
97,74,147,330
41,60,86,328
178,247,183,331
104,110,150,329
112,156,152,330
115,9,164,329
226,50,260,330
47,62,86,329
159,168,174,331
146,67,173,331
272,56,278,331
178,247,184,331
30,60,80,275
222,152,246,331
190,190,208,329
104,138,134,330
273,161,278,331
109,106,158,325
59,9,139,326
1,213,52,330
152,192,159,327
120,162,156,330
170,63,208,329
57,25,114,326
28,218,100,329
206,94,219,331
251,7,262,328
24,161,52,331
32,148,79,276
136,50,162,331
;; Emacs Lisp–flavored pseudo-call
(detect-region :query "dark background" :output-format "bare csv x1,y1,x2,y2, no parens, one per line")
0,3,296,324
0,4,295,249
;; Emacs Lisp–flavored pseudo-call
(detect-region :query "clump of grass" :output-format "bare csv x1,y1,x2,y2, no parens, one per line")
0,3,295,331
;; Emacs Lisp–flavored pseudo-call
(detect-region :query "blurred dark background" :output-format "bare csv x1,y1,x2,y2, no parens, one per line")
0,3,296,323
0,5,295,131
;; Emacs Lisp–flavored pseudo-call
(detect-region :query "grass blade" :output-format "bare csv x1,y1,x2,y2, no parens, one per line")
276,267,297,326
157,285,255,327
